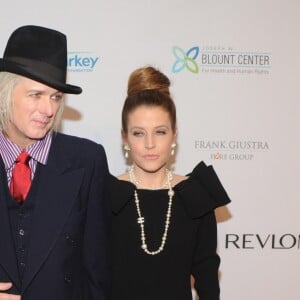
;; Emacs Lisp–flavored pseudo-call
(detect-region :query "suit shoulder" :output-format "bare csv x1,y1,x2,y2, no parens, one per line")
53,132,106,155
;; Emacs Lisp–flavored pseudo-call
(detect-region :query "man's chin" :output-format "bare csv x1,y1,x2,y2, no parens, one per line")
28,129,51,140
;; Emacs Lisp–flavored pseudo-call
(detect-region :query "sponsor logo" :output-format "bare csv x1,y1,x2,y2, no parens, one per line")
225,233,300,249
172,45,271,75
68,52,100,72
172,46,199,74
194,140,269,161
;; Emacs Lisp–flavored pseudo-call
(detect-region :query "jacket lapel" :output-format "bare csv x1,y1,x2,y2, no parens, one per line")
0,160,22,291
21,137,85,292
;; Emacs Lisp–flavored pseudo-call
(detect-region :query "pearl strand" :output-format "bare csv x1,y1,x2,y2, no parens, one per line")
128,165,172,190
128,165,174,255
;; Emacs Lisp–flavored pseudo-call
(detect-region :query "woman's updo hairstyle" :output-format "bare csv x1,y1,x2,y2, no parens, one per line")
122,66,177,133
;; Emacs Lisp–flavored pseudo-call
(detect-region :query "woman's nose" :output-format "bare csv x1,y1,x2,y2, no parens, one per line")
145,135,155,149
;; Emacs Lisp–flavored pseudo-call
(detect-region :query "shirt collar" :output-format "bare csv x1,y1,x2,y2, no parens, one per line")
0,132,53,170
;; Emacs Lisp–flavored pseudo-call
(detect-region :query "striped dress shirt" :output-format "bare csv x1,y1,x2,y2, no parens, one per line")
0,132,53,185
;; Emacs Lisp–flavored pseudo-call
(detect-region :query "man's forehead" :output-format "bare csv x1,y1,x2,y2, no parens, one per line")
15,76,62,93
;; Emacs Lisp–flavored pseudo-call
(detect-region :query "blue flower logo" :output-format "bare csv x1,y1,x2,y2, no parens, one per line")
172,46,199,73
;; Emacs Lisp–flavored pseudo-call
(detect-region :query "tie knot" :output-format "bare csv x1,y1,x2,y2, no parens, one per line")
16,151,30,164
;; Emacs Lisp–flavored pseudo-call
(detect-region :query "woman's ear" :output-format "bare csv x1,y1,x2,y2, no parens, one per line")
121,129,131,160
121,129,128,144
173,127,178,143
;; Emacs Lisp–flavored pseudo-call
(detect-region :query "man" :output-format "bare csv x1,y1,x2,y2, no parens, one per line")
0,25,110,299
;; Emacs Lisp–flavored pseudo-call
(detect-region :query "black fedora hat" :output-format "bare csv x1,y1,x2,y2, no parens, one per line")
0,25,82,94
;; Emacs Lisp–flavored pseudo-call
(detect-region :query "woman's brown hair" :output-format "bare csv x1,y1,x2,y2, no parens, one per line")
122,66,177,133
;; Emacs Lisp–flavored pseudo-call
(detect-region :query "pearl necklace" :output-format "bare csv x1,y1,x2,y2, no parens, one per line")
128,165,174,255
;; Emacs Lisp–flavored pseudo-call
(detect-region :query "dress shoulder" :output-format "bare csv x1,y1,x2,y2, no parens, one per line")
174,161,231,218
109,174,135,214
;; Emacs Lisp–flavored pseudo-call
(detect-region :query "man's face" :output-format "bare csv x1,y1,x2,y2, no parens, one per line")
6,76,63,148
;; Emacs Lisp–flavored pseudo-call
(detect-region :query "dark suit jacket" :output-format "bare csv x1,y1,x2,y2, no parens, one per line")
0,132,111,300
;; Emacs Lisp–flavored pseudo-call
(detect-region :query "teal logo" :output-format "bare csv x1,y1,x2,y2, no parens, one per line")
172,46,271,75
67,52,100,72
172,46,199,73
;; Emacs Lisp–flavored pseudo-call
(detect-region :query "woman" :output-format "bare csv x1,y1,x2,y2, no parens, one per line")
110,66,231,300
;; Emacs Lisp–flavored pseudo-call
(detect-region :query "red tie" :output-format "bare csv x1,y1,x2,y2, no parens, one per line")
10,151,31,204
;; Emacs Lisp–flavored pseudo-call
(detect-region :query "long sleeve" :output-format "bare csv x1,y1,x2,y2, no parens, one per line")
83,144,111,300
191,211,220,300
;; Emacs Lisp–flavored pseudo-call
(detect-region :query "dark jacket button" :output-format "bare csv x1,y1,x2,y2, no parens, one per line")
64,274,72,283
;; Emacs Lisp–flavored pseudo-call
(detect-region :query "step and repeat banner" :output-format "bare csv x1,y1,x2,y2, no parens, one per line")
1,1,299,299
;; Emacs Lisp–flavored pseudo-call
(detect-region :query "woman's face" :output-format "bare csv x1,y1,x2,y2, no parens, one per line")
124,105,177,174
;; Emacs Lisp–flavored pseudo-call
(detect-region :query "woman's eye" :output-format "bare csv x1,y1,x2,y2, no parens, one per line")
156,130,166,135
133,131,144,137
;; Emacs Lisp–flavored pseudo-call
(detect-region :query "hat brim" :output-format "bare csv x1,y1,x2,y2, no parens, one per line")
0,59,82,94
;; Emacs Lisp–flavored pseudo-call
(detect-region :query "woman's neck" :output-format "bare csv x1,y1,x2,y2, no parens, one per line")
129,165,172,190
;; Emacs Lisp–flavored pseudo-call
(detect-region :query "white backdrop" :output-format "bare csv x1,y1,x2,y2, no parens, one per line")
1,1,300,299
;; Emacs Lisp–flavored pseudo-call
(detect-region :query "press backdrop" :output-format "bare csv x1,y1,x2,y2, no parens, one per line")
1,1,299,299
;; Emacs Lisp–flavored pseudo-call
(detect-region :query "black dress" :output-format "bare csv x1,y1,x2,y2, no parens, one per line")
110,162,231,300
